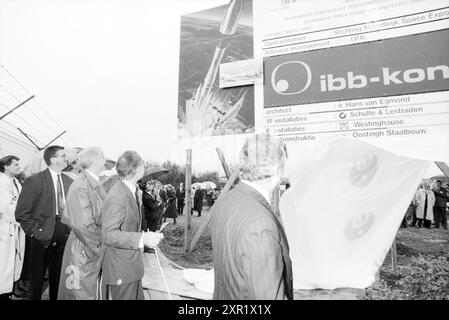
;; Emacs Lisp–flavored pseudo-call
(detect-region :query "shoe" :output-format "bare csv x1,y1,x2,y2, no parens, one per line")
144,247,155,253
12,280,29,299
12,288,28,299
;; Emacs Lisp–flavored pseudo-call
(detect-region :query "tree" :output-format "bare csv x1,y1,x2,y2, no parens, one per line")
150,160,222,188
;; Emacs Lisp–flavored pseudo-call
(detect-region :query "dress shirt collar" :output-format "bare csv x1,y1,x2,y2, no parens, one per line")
240,179,271,205
48,167,61,179
122,179,137,198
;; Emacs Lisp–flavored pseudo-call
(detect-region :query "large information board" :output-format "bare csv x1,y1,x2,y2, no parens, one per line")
177,0,449,161
253,0,449,161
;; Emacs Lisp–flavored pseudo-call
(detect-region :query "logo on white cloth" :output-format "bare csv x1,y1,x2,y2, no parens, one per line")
344,212,375,240
350,154,378,187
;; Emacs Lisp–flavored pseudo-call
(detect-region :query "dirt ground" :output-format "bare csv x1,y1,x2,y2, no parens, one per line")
159,208,449,300
159,207,214,270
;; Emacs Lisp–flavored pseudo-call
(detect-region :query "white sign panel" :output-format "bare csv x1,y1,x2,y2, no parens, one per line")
253,0,449,162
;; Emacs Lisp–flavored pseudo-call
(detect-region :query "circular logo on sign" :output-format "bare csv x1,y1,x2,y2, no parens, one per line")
350,154,378,187
344,212,375,240
271,60,312,95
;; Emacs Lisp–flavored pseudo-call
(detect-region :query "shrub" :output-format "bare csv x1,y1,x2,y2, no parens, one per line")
360,254,449,300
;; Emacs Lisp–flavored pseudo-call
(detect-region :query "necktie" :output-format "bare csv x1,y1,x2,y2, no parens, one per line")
57,174,64,215
13,179,20,193
135,188,141,215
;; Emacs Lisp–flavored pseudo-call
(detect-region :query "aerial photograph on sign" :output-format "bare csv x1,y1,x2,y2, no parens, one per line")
177,0,255,138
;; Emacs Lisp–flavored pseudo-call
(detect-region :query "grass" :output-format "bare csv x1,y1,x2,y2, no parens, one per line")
159,209,449,299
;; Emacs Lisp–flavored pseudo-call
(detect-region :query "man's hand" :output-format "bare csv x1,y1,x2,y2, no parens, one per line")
142,231,164,248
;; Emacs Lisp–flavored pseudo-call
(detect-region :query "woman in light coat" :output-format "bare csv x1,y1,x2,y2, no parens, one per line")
414,183,435,228
0,156,25,299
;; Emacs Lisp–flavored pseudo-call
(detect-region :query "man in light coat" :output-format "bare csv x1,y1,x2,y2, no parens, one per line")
58,147,108,299
0,155,25,300
414,183,435,228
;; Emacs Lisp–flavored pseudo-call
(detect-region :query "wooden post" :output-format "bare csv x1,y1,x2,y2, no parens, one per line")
189,169,239,253
184,149,192,252
391,239,398,275
216,148,231,179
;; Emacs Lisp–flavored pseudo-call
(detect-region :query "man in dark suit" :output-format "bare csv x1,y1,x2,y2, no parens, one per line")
211,134,293,300
101,151,163,300
433,180,449,229
176,183,185,215
15,145,73,300
193,187,204,217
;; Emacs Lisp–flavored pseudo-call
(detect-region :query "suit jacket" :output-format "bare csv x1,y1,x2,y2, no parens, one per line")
193,189,204,212
210,182,293,300
58,170,107,299
142,191,159,221
101,179,144,285
102,174,120,194
159,189,167,206
15,169,73,248
433,187,449,207
176,188,185,205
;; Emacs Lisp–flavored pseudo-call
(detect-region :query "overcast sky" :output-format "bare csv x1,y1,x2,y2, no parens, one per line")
0,0,445,178
0,0,250,174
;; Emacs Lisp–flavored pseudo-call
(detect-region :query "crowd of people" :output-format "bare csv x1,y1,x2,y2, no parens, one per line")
402,180,449,229
1,134,448,301
140,181,220,229
0,146,222,300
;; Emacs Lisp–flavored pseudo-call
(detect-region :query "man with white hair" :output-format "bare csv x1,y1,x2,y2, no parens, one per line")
58,147,108,299
101,151,163,300
211,134,293,300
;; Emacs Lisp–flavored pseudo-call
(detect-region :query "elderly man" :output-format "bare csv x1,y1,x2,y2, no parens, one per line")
58,147,108,299
0,155,25,300
101,151,163,300
211,134,293,300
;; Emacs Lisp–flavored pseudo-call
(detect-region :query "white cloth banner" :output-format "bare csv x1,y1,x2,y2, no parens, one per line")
280,137,431,290
183,269,214,294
